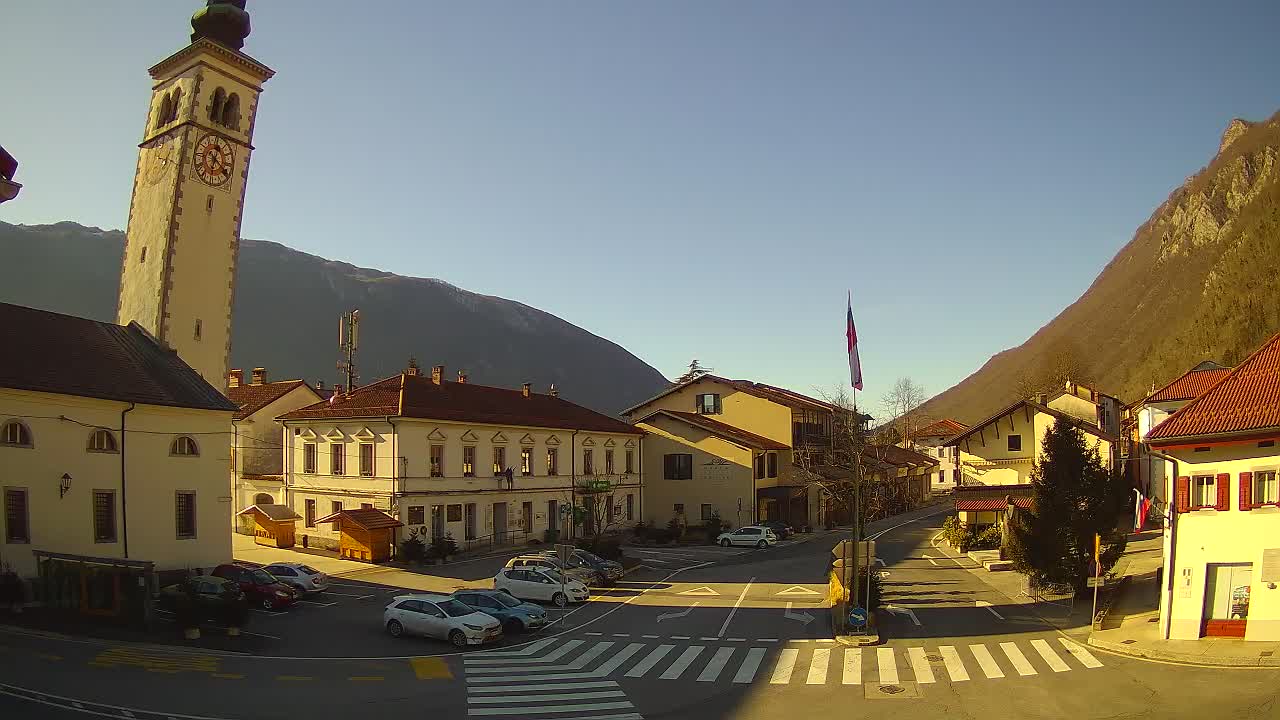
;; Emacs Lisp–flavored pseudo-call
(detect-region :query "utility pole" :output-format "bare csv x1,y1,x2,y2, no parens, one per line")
337,309,360,392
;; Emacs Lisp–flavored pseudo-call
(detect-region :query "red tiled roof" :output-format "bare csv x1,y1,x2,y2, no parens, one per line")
0,303,236,412
1148,332,1280,441
227,380,312,420
279,374,641,435
916,419,968,438
315,508,403,531
955,497,1033,511
1144,366,1233,404
871,444,940,468
638,410,790,450
954,484,1034,511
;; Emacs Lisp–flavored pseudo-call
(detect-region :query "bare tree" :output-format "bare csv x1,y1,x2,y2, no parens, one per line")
1013,341,1094,401
674,359,713,385
880,377,929,447
574,477,625,546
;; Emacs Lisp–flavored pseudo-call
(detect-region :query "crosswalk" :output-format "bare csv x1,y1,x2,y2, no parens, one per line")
463,635,1104,707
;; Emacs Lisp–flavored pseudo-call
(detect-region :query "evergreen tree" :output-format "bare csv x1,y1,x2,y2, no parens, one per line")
675,359,712,385
1006,419,1127,591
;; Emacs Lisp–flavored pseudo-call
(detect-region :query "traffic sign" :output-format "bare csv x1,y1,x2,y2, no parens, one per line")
555,543,576,566
848,606,869,626
1087,577,1105,588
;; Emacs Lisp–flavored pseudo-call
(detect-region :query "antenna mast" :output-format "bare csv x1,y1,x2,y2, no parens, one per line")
337,309,360,392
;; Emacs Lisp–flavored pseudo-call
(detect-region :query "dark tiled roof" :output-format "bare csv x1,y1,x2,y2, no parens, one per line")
916,419,969,438
0,303,236,412
869,444,940,468
1144,366,1234,404
954,484,1034,511
639,410,790,450
316,508,403,530
238,504,300,522
279,373,642,435
228,379,312,420
943,399,1118,446
1148,332,1280,441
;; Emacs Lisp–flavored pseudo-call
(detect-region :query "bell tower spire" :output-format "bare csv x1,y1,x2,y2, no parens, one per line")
116,1,273,390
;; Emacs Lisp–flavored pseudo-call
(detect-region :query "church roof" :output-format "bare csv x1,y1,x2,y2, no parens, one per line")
227,379,314,420
0,303,235,412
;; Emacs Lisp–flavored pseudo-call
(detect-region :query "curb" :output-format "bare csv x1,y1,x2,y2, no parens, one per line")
1087,634,1280,668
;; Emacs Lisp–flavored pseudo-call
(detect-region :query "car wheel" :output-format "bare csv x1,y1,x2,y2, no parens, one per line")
449,630,468,649
387,620,404,638
261,597,275,610
552,592,568,608
756,540,767,549
720,538,731,547
504,618,524,634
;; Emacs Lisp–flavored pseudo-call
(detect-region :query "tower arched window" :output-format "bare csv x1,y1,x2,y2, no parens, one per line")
209,88,226,124
166,87,182,124
1,420,32,448
156,95,173,131
221,93,240,130
171,435,199,457
88,429,118,453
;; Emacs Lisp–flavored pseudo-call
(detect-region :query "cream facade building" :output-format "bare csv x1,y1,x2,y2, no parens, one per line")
1148,334,1280,642
0,304,237,579
227,367,322,528
912,418,968,492
277,364,643,553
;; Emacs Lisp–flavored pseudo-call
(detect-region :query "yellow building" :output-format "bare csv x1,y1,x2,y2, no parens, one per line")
226,367,323,529
115,1,273,390
1148,332,1280,642
277,363,644,553
0,303,237,580
625,375,865,530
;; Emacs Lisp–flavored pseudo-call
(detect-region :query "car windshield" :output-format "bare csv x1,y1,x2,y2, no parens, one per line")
249,569,277,584
493,592,523,608
437,599,475,617
578,551,604,564
542,570,566,584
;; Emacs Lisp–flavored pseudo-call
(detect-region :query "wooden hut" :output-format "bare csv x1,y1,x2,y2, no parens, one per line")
315,508,403,563
237,504,302,548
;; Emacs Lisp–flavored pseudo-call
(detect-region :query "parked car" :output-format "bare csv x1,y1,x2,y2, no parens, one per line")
716,525,779,549
762,521,794,541
536,548,624,586
210,563,300,610
260,562,328,595
453,589,548,633
157,576,246,623
383,594,503,647
494,567,589,606
505,555,599,586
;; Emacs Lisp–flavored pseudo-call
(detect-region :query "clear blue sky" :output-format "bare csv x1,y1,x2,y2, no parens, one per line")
5,1,1278,410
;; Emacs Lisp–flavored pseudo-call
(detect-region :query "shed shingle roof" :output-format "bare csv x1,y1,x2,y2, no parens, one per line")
279,373,641,435
916,419,969,438
228,380,312,420
1147,332,1280,441
0,303,236,412
637,410,789,450
315,508,404,530
1144,366,1234,404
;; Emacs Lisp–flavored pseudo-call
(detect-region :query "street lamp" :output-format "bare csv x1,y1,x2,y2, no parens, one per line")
59,473,72,498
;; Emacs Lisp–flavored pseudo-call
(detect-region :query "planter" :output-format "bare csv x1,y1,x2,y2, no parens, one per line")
183,627,201,640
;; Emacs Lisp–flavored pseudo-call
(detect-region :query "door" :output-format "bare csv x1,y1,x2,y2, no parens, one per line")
522,502,534,536
493,502,508,543
391,600,424,636
548,500,558,532
465,503,477,541
431,505,445,539
418,601,449,639
1203,563,1251,637
733,528,760,546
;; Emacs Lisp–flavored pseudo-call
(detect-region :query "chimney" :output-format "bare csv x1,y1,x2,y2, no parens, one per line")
549,383,558,398
431,365,444,385
522,382,531,398
1033,393,1046,405
250,367,267,385
316,380,325,391
333,383,344,396
457,370,468,384
228,369,243,388
405,357,420,376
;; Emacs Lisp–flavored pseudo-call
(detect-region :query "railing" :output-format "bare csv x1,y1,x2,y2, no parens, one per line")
458,529,533,554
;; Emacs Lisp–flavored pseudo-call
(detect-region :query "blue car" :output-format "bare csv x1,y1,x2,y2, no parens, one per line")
452,589,549,633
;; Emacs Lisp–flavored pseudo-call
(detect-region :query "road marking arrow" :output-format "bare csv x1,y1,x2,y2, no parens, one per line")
657,602,700,622
922,554,940,566
678,586,720,596
976,600,1005,620
884,605,922,626
873,557,886,567
784,602,815,625
776,585,821,596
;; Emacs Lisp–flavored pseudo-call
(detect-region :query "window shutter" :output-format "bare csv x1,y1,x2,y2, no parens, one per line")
1174,476,1190,513
664,454,674,479
1215,473,1231,511
1239,472,1253,512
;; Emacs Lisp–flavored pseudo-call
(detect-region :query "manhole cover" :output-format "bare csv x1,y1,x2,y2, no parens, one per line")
1121,639,1137,645
880,685,905,695
1147,617,1159,623
925,654,943,663
1261,651,1274,658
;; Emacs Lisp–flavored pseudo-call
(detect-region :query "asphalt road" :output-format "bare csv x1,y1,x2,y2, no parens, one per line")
3,504,1279,720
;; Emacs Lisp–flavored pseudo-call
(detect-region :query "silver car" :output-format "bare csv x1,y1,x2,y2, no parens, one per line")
260,562,328,595
384,594,503,648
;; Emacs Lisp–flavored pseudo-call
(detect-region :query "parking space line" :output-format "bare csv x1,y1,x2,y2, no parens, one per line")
348,676,384,681
276,676,312,681
239,631,282,640
211,673,243,680
296,600,338,607
252,609,286,617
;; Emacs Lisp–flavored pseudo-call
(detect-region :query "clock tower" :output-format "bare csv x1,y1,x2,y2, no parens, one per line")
117,0,273,390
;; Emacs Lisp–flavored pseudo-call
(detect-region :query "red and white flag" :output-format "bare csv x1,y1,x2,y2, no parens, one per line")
846,291,863,391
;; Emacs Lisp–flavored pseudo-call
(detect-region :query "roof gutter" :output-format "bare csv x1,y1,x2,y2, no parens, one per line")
120,402,135,559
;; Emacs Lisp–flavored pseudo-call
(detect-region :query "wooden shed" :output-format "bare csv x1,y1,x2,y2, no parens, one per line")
315,508,403,563
237,504,302,548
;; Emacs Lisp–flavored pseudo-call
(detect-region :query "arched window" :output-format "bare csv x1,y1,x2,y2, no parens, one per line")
221,93,240,130
166,87,182,124
87,429,118,453
171,435,199,457
209,88,226,124
156,95,173,131
254,493,273,506
1,420,32,448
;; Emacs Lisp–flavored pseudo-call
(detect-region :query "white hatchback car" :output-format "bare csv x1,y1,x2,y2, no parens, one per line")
494,567,589,607
260,562,328,595
383,594,503,648
717,525,779,549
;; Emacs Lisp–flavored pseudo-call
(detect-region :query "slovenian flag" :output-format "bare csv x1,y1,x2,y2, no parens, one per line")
847,291,863,391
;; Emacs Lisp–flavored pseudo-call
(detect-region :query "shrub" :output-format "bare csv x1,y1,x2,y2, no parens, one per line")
543,528,560,544
647,527,674,544
632,521,650,540
430,534,458,561
940,516,967,547
703,512,724,543
578,537,622,560
666,517,682,537
399,533,427,564
971,524,1002,550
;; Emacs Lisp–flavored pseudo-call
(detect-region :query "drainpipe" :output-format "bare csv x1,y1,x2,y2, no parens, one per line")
637,435,644,526
1149,447,1179,640
120,402,135,559
387,416,400,544
570,430,579,541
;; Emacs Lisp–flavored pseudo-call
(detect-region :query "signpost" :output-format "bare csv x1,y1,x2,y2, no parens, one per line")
848,606,869,629
555,542,575,628
1090,533,1102,621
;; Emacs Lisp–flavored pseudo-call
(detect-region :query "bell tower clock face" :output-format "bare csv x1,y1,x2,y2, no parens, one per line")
192,132,235,187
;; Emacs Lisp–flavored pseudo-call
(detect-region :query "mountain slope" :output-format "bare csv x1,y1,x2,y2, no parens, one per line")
0,221,668,416
924,112,1280,423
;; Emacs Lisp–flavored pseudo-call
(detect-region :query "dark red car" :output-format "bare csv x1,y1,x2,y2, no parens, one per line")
210,563,299,610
